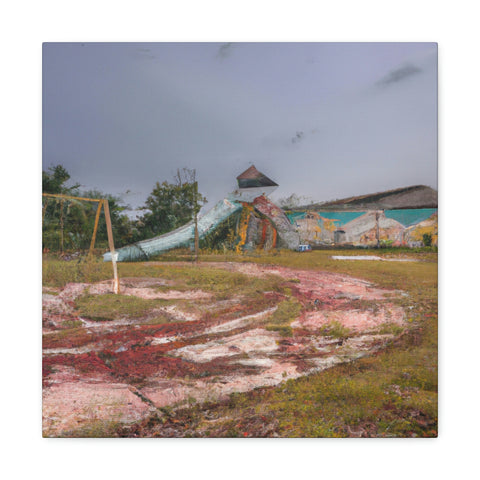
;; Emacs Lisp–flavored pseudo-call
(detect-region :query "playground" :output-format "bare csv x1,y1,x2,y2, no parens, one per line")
42,249,437,437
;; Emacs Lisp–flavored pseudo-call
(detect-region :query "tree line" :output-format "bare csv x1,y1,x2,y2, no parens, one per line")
42,165,206,253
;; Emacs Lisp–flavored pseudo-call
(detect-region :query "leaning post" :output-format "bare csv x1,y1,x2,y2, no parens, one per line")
103,199,120,294
88,200,103,258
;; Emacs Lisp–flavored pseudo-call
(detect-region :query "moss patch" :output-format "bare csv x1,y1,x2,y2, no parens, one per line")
319,320,352,339
264,299,302,336
75,294,171,321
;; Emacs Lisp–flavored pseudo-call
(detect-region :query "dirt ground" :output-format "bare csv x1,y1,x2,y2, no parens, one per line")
42,261,407,436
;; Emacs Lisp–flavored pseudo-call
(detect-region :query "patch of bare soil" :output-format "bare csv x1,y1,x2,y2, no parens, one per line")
292,304,405,332
42,263,406,436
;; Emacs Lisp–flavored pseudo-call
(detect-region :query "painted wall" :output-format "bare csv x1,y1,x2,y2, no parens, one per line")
384,208,437,227
288,209,438,247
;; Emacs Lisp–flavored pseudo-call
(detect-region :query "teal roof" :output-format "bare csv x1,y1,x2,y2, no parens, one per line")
287,208,438,228
384,208,437,227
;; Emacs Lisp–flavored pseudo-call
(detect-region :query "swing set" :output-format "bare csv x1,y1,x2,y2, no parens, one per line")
42,193,120,294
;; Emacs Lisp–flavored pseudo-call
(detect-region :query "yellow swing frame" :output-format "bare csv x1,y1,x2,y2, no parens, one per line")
42,193,120,294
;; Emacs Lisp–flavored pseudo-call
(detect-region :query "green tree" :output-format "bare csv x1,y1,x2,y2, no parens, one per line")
138,168,207,239
43,165,81,251
80,190,137,249
42,165,135,252
42,164,80,194
423,233,433,247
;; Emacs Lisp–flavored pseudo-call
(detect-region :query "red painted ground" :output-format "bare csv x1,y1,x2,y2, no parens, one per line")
42,262,406,436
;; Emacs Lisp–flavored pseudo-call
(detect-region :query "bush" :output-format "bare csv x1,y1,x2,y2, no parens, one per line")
319,321,352,339
422,233,432,247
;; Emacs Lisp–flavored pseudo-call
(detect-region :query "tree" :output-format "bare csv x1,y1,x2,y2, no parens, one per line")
80,190,137,249
42,164,80,194
42,165,136,252
422,233,433,247
138,168,207,240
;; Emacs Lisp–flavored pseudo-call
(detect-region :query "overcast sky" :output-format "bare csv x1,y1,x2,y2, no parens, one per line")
43,42,437,214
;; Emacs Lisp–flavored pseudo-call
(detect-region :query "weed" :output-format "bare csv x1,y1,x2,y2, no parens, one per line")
268,299,302,326
266,325,293,337
74,294,170,321
283,287,292,297
60,420,123,438
60,319,83,329
43,256,112,287
375,322,405,336
319,320,352,339
142,313,173,325
264,298,302,336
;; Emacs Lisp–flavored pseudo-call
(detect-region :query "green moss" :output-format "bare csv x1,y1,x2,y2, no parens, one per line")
375,322,405,336
75,294,170,321
319,320,352,339
263,299,302,337
266,325,293,336
61,319,83,329
59,420,123,438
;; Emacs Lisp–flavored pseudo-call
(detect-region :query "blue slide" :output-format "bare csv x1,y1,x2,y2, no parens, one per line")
103,198,242,262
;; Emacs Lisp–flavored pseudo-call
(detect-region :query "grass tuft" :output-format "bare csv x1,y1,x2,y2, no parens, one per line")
319,320,352,339
74,294,171,321
264,298,302,337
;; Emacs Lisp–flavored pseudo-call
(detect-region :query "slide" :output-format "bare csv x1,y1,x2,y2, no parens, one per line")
104,198,242,262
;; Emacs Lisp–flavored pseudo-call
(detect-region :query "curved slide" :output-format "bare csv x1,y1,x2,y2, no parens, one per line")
104,198,242,262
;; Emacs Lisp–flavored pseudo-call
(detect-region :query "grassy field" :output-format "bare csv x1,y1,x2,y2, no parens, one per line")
43,248,437,437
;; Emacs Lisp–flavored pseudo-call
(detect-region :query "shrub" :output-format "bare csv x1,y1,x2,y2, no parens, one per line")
319,321,352,339
422,233,432,247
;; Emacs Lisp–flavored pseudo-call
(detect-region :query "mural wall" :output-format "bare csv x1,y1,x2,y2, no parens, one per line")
287,209,438,247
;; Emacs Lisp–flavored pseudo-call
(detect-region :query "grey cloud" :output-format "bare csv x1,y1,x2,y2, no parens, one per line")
376,63,422,87
291,128,319,144
291,131,304,144
135,47,155,60
216,43,234,60
43,43,436,210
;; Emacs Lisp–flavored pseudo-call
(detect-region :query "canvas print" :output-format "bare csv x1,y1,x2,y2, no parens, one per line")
42,42,438,437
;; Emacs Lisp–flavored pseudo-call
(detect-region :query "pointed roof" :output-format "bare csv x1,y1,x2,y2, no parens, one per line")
236,165,278,189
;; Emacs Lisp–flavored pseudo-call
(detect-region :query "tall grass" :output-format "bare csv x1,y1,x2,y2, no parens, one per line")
42,254,284,301
265,298,302,336
42,256,113,287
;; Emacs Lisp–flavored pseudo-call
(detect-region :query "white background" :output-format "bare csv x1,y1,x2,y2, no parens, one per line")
1,1,478,479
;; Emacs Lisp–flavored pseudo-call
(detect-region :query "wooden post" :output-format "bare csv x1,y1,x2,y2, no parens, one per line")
42,198,49,226
88,200,103,258
194,180,199,263
59,199,65,254
103,199,119,294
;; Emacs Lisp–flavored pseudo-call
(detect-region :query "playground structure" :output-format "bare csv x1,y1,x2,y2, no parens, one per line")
43,193,120,293
104,166,300,262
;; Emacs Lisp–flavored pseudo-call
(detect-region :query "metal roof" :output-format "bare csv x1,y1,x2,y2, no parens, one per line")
236,165,278,188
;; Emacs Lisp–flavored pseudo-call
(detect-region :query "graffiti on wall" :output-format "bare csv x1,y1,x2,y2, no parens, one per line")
288,209,438,247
